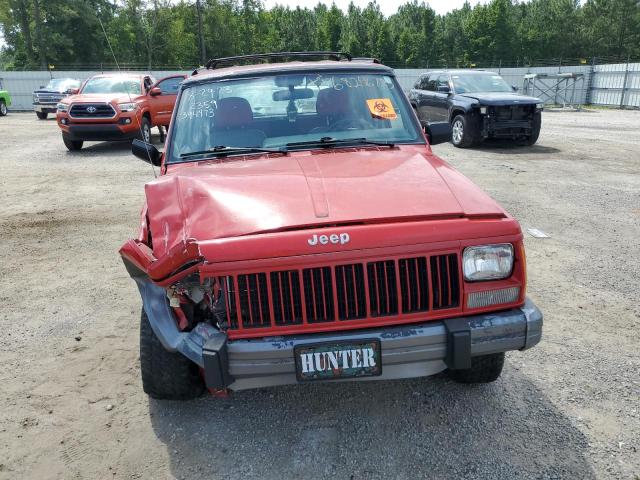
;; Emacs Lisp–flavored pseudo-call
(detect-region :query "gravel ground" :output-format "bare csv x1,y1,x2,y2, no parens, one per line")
0,110,638,479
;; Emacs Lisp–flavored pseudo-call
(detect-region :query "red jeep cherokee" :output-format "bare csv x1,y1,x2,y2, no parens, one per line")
120,53,542,400
56,72,185,151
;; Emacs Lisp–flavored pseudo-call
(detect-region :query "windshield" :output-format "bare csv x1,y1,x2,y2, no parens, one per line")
46,78,80,91
168,71,423,163
81,76,141,95
451,73,512,94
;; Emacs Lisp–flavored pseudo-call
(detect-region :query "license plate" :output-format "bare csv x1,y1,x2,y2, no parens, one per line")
294,339,382,382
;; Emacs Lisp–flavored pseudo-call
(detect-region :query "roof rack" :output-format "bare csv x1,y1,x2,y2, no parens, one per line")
351,57,381,64
204,51,352,70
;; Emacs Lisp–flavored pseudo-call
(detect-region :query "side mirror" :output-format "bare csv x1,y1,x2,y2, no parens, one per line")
426,122,452,146
512,85,519,92
149,87,162,96
437,85,451,94
132,138,161,166
39,85,45,88
68,88,79,95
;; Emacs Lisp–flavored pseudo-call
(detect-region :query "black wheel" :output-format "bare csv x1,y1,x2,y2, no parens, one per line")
140,309,204,400
137,116,152,143
0,100,7,116
525,111,542,145
36,111,48,120
451,114,477,148
447,353,505,383
62,134,83,151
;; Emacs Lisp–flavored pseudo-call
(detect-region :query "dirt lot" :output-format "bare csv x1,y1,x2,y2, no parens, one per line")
0,110,638,479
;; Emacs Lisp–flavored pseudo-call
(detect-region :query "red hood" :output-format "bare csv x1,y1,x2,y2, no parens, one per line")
145,145,507,258
64,93,140,104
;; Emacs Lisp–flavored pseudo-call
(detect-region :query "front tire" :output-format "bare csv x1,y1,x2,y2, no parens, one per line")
525,112,542,145
451,114,477,148
447,353,505,383
36,111,48,120
62,134,83,151
137,116,152,143
0,100,7,116
140,309,204,400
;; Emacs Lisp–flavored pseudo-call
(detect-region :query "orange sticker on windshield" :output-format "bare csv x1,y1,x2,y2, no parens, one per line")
366,98,397,120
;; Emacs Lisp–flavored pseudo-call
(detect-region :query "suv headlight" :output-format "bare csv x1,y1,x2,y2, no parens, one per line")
56,102,68,112
536,102,544,110
118,102,137,112
463,244,514,281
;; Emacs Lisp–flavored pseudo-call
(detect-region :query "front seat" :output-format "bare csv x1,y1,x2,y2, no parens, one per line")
213,97,266,147
313,88,351,132
312,88,373,133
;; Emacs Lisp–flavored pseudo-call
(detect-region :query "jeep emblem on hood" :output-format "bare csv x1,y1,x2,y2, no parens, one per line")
308,233,350,246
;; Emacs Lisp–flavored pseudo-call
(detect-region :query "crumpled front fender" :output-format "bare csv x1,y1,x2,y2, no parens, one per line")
119,237,202,284
123,258,217,367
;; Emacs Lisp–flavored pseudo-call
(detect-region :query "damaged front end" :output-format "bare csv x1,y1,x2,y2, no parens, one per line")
120,238,234,390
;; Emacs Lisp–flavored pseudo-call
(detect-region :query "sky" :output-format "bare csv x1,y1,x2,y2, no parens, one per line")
262,0,487,16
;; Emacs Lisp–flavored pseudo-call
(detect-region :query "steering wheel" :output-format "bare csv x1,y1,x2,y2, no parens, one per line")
326,117,371,132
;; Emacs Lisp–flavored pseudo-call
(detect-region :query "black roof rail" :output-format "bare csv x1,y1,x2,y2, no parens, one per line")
204,51,352,70
351,57,381,64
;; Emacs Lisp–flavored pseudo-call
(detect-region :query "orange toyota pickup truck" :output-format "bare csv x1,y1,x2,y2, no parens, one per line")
56,72,185,151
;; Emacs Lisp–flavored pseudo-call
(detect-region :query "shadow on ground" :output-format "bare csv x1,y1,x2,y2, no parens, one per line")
63,135,164,156
473,140,561,155
149,366,594,480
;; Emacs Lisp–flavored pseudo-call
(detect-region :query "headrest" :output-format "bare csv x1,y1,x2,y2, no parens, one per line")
316,88,351,116
216,97,253,128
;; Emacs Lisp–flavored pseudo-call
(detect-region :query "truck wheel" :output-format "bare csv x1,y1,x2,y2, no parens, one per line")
140,309,204,400
36,111,48,120
447,352,505,383
0,100,7,116
62,134,83,151
451,114,476,148
137,116,152,143
525,112,542,145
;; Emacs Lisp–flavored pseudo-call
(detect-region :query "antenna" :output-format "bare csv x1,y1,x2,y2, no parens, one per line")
96,15,157,178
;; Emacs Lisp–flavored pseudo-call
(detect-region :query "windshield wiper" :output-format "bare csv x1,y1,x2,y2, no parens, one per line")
285,137,395,149
180,145,287,159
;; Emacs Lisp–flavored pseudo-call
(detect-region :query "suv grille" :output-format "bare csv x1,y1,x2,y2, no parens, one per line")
218,253,460,332
69,103,116,118
35,93,63,104
493,105,532,121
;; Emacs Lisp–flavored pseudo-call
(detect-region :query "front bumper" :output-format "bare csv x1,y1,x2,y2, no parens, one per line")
61,123,139,141
135,277,542,392
33,103,58,113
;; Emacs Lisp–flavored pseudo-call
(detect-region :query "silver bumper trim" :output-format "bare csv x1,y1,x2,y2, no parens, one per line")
131,271,542,391
226,298,542,390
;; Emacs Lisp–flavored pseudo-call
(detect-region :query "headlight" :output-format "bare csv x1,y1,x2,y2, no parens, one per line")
33,94,39,102
118,102,137,112
463,244,514,281
56,103,68,112
536,103,544,110
479,106,487,115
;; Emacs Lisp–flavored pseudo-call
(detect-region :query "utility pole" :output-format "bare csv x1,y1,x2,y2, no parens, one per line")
33,0,47,69
196,0,206,66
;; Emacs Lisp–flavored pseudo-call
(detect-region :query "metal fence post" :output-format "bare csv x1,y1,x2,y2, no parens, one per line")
620,55,630,109
585,57,596,105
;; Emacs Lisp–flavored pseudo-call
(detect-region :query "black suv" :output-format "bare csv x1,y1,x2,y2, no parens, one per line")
409,70,543,148
33,77,80,119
